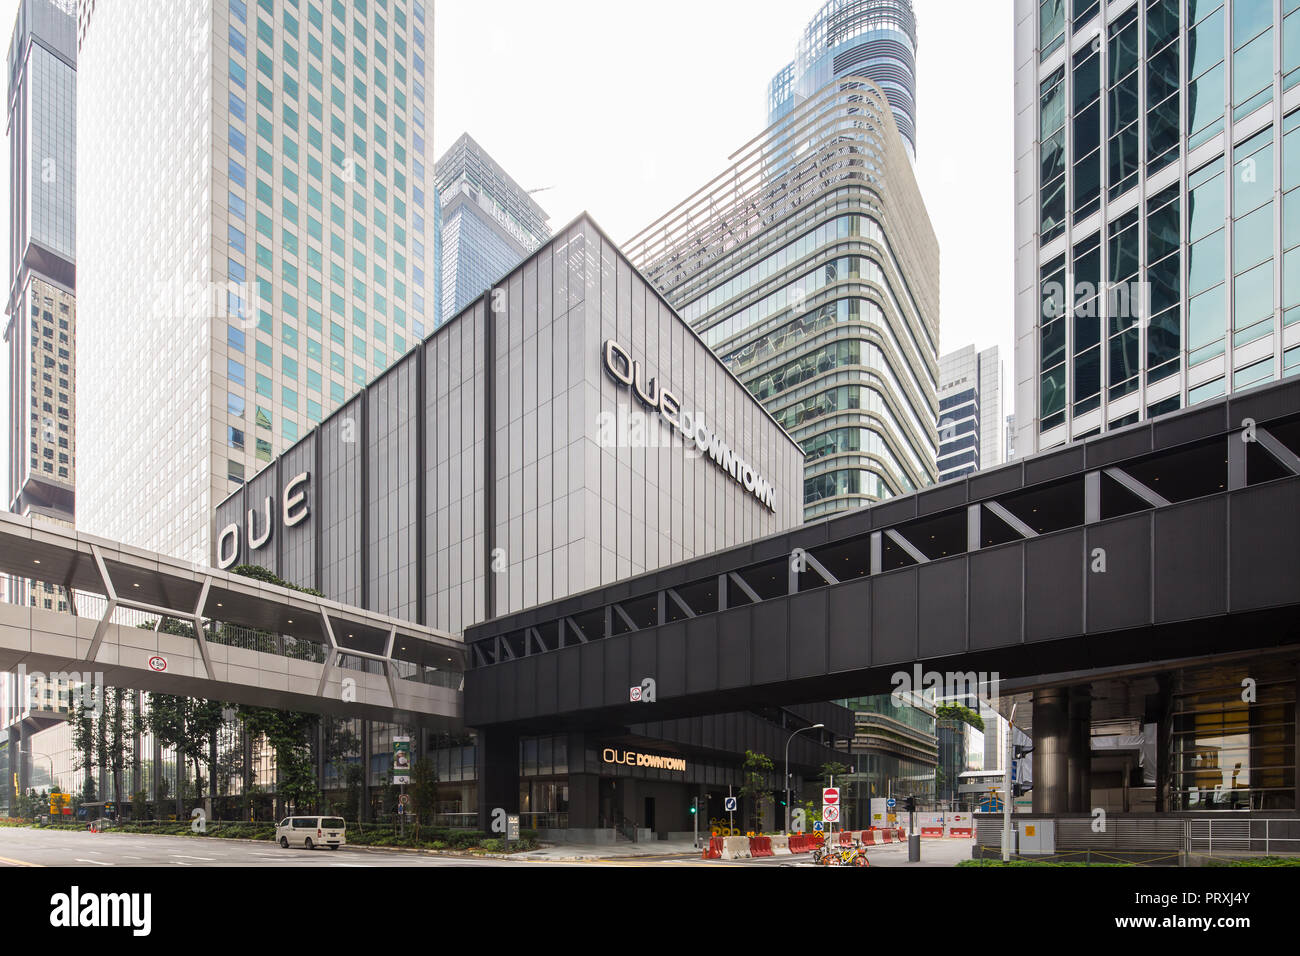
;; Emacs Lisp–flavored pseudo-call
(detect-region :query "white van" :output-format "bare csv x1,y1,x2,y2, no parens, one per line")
276,816,346,850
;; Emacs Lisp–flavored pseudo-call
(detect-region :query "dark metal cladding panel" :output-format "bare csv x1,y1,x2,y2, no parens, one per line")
514,655,538,721
752,594,791,686
656,622,686,700
826,509,871,545
717,607,753,690
462,668,492,726
1152,405,1226,449
1024,530,1085,642
968,463,1024,500
789,590,829,680
1155,497,1227,622
969,545,1023,650
916,482,968,517
685,615,719,695
869,497,916,529
827,578,871,674
918,559,967,659
1230,480,1300,611
1230,379,1300,427
279,437,317,590
1024,446,1086,487
535,650,559,718
1085,427,1153,469
557,650,581,713
871,569,918,664
579,640,605,711
1085,514,1153,632
603,636,630,708
629,628,657,694
497,660,517,724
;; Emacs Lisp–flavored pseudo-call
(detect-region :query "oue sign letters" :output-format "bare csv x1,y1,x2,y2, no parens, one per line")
216,472,311,570
602,340,778,513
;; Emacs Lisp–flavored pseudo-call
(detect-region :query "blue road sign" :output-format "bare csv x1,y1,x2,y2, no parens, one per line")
1011,761,1018,782
813,821,824,832
724,797,737,812
886,797,896,808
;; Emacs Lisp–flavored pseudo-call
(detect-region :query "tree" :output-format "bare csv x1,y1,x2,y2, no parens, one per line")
103,687,134,810
238,706,319,817
819,761,849,781
408,757,438,838
70,694,97,801
935,703,985,732
342,763,365,823
738,750,775,834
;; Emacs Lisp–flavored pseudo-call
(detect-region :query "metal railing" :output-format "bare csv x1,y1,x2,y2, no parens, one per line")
975,814,1300,864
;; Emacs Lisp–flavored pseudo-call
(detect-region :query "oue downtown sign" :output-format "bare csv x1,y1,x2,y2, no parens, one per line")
601,340,778,513
216,472,311,570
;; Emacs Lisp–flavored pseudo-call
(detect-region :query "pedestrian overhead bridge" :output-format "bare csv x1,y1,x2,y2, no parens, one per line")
0,514,465,728
465,378,1300,731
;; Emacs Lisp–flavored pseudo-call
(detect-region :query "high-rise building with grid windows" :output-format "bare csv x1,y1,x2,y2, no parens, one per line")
75,0,436,564
1015,0,1300,457
5,0,77,535
434,133,551,328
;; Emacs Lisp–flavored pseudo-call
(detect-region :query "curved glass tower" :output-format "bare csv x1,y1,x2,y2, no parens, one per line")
769,0,919,159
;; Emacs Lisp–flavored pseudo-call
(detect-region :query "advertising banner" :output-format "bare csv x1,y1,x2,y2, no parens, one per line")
391,736,411,785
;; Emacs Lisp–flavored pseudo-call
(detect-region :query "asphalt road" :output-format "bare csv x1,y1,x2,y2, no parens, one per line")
0,827,547,867
0,826,972,867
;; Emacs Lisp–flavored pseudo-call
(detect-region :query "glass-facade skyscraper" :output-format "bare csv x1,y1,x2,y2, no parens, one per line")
434,133,551,328
5,0,76,531
768,0,919,159
1015,0,1300,457
76,0,436,564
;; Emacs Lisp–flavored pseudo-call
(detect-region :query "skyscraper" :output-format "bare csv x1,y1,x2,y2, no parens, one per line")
937,344,1001,482
768,0,919,159
1015,0,1300,457
628,78,940,521
5,0,77,534
75,0,436,564
434,133,551,327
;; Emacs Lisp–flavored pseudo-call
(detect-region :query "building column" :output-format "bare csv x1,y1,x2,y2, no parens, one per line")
1148,676,1173,813
1068,685,1092,813
360,719,371,823
1031,688,1070,814
476,729,519,832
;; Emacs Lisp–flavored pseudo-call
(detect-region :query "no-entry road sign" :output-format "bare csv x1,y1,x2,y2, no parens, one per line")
823,787,840,806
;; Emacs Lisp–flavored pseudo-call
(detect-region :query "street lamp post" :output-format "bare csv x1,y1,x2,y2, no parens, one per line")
19,749,57,796
784,723,825,834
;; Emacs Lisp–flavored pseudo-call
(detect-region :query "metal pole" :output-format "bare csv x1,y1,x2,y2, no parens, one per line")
782,723,824,834
1002,703,1018,863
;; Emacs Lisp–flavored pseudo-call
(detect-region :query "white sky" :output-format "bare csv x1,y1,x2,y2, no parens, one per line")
1,0,1016,503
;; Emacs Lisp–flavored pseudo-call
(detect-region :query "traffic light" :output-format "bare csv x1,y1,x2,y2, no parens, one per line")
1014,745,1034,760
904,795,916,813
688,798,698,815
1013,783,1030,798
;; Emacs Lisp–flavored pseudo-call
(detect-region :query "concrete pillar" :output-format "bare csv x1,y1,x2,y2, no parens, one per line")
1032,688,1070,814
475,729,519,832
1068,685,1092,813
360,719,371,823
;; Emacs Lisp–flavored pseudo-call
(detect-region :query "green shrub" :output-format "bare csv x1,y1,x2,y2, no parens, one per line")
480,839,504,852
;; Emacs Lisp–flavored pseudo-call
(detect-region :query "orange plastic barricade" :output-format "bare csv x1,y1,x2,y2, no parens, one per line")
702,836,724,859
750,836,773,857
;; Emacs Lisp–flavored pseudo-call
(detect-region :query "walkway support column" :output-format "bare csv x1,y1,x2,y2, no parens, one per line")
1031,688,1070,814
1068,685,1092,813
476,729,519,833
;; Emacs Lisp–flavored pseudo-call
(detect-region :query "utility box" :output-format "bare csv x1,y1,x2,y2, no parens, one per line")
1017,819,1055,856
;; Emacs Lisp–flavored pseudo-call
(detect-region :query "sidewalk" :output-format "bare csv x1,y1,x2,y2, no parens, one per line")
510,839,703,862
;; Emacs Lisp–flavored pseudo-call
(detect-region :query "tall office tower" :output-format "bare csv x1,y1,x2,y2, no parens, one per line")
937,344,1002,482
75,0,436,564
434,133,551,326
1005,412,1017,461
5,0,76,534
768,0,919,159
629,79,940,521
1015,0,1300,458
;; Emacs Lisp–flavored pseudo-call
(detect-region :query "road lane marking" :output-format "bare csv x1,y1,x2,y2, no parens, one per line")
0,854,41,867
171,855,215,861
75,858,112,866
